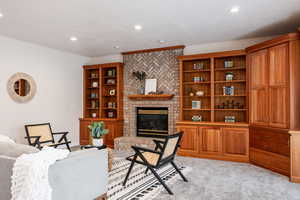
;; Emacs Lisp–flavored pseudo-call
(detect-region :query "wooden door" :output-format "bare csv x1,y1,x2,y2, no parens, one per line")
268,43,289,128
200,127,222,154
177,126,199,155
222,128,248,156
80,120,91,145
248,49,269,126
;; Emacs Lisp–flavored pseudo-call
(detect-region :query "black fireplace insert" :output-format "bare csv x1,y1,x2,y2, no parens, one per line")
136,107,168,138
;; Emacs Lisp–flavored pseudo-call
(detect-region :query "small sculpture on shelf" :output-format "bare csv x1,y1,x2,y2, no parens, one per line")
223,86,234,95
193,76,204,82
106,79,116,84
225,72,234,81
91,73,98,78
224,60,234,68
196,90,205,96
107,69,116,77
107,102,116,109
92,82,98,88
187,88,194,96
225,116,236,123
91,93,98,99
107,111,114,118
148,90,164,95
192,115,202,122
215,100,244,109
193,62,204,70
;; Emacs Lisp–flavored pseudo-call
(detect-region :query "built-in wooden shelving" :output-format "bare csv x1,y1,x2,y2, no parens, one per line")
179,50,248,123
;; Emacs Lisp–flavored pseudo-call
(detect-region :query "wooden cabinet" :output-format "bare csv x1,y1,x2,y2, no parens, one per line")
248,49,269,126
200,128,222,154
80,118,123,148
80,62,124,148
223,128,248,156
246,32,300,180
177,122,249,162
177,126,199,154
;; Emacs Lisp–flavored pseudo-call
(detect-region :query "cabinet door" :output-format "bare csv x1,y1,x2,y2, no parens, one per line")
222,128,248,156
104,122,115,148
177,126,199,154
268,44,289,128
200,127,222,154
80,120,91,145
250,88,269,126
248,49,269,126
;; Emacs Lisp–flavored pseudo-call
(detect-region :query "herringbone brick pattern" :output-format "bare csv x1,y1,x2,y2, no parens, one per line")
123,49,183,137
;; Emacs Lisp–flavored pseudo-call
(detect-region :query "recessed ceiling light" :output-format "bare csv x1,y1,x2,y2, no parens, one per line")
0,13,4,18
159,40,165,43
70,36,78,41
230,6,240,13
114,46,120,49
134,25,142,31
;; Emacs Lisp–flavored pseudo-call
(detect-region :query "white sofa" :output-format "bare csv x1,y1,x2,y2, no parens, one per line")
0,142,108,200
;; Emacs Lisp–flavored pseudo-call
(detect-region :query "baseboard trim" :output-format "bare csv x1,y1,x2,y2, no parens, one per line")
290,176,300,183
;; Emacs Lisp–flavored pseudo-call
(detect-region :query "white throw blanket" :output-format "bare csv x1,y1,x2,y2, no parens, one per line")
11,147,70,200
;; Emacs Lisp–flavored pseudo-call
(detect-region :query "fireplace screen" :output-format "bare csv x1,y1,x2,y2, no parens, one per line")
136,107,168,138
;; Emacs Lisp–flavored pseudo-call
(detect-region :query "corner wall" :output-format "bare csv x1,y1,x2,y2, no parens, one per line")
0,36,89,145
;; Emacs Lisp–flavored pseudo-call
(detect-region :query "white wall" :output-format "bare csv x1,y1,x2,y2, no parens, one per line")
0,36,89,145
87,36,275,64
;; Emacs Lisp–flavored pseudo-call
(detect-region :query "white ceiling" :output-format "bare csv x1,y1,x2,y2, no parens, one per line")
0,0,300,57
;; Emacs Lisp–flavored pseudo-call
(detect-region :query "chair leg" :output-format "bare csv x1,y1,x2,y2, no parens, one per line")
148,167,173,195
123,157,136,186
171,161,188,182
65,142,71,152
145,167,149,174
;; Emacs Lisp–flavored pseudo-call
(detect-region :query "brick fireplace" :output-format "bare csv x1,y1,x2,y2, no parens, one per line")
114,48,184,150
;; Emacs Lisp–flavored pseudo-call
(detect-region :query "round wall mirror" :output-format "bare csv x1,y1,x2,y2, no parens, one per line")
13,79,31,96
7,73,37,103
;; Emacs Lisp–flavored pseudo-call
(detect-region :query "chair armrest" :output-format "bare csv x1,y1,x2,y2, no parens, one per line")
52,132,69,135
132,146,160,154
24,136,42,148
153,140,165,151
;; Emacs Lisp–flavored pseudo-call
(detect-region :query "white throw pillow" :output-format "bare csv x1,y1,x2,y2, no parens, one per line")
0,134,16,144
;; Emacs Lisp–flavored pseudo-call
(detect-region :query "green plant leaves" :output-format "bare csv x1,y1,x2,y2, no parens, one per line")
88,121,109,139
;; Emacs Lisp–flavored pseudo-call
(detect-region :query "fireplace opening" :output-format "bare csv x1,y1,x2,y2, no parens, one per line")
136,107,168,138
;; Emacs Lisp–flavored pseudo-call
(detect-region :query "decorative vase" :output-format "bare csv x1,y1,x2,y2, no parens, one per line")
196,91,204,96
92,138,103,146
138,81,145,95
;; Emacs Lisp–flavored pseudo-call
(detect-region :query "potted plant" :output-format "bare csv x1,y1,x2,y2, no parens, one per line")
88,121,109,146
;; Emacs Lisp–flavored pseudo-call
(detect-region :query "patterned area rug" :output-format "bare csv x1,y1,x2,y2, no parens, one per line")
108,159,191,200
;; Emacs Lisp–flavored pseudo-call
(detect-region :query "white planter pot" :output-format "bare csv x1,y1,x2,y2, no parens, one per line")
92,138,103,146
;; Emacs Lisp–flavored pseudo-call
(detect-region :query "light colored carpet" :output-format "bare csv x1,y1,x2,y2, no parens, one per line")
114,151,300,200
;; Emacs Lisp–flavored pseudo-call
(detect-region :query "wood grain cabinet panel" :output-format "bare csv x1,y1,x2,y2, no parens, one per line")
200,128,222,154
269,86,289,128
269,43,289,86
222,128,248,156
248,50,268,89
80,120,91,145
104,122,115,147
250,89,269,126
249,49,269,126
177,126,199,154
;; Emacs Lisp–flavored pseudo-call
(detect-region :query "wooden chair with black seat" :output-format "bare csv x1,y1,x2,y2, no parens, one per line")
122,132,188,195
25,123,71,151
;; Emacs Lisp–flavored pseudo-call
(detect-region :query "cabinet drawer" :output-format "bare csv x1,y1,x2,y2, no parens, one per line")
250,127,290,157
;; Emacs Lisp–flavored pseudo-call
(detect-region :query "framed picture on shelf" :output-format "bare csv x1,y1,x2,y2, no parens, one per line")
145,79,157,95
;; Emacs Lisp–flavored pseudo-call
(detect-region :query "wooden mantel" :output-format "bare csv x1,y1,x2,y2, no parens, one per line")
128,94,174,100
